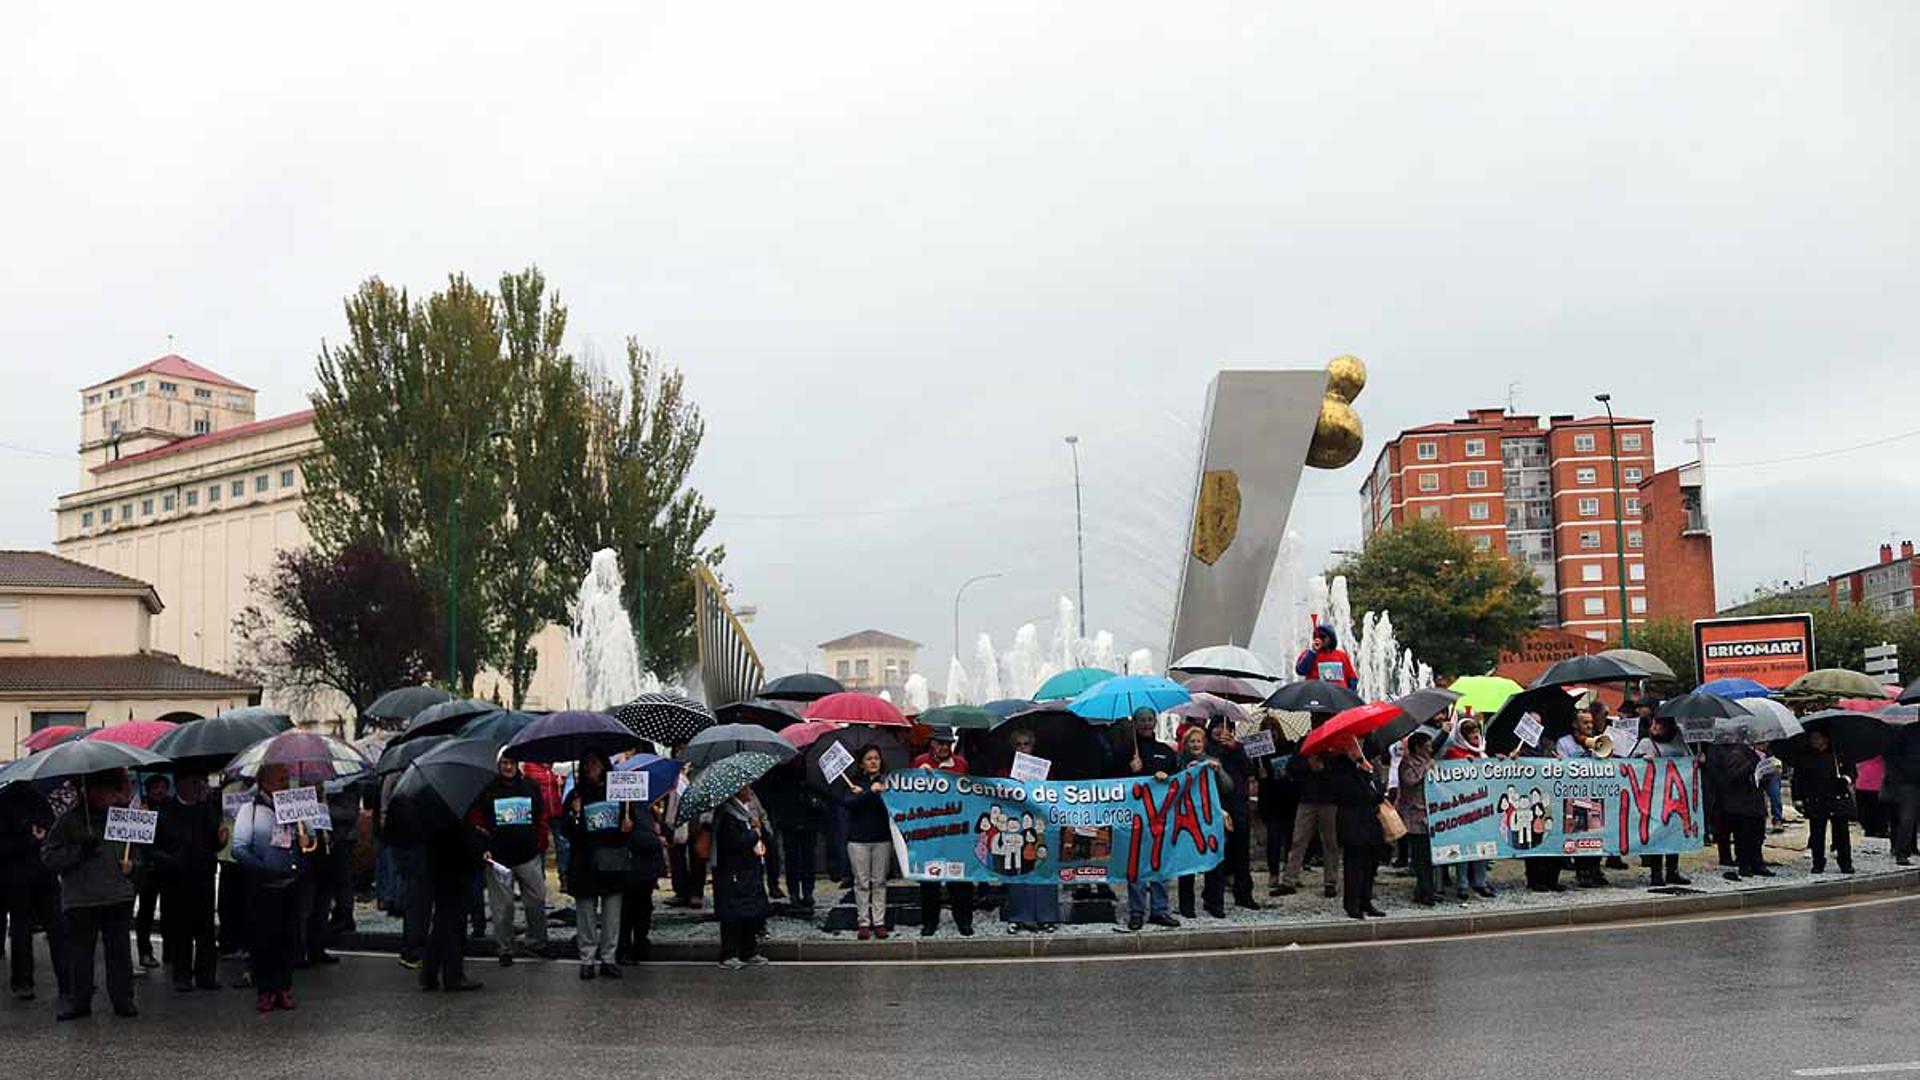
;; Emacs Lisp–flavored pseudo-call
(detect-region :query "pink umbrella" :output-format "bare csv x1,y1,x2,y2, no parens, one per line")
804,692,910,728
86,720,179,750
779,720,844,750
22,725,84,753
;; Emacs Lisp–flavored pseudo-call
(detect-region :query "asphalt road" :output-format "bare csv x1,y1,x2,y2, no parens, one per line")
4,895,1917,1079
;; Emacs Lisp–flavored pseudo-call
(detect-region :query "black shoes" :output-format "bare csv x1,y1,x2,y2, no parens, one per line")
1363,905,1387,918
579,965,596,980
1147,913,1181,929
597,963,622,979
499,954,516,967
920,925,937,938
1322,884,1338,899
55,1004,90,1022
1667,873,1691,886
1126,914,1144,932
444,979,483,993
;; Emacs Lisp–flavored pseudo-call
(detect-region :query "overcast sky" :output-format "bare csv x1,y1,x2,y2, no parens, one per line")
4,2,1916,677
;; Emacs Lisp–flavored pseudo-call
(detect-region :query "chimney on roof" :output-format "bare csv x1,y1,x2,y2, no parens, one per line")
1880,543,1894,565
1903,540,1914,561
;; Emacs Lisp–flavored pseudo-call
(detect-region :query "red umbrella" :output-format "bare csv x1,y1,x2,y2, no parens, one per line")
86,720,179,750
22,725,85,753
804,692,910,728
779,720,844,750
1300,701,1403,758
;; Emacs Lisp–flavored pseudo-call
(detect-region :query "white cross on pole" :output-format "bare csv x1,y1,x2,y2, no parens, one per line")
1686,418,1716,482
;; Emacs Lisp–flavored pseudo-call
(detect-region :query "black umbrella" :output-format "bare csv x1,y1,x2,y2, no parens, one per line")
681,723,799,768
502,710,638,764
376,734,453,776
0,739,169,786
1366,687,1464,754
214,706,295,733
394,698,496,744
457,709,540,747
1530,654,1648,689
803,727,910,791
1657,692,1751,721
981,698,1036,721
975,706,1113,781
1775,709,1906,767
150,711,288,772
1263,681,1364,714
1485,686,1582,756
760,673,846,703
613,693,716,746
386,738,501,846
365,685,453,725
1900,678,1920,706
715,698,804,732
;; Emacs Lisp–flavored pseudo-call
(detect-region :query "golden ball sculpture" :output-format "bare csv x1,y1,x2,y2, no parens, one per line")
1305,354,1367,470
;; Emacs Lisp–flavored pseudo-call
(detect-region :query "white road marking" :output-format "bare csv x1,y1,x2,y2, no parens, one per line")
1792,1065,1920,1076
327,890,1920,969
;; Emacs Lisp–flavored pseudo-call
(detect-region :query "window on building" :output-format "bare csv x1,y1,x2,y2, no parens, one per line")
1623,467,1643,484
255,475,269,493
1621,433,1643,452
1418,473,1439,492
226,395,246,410
193,388,212,400
158,381,177,393
108,388,122,400
108,420,121,436
835,660,851,679
85,393,101,405
1419,505,1442,520
130,380,145,394
1573,433,1596,453
1466,469,1487,489
1416,441,1438,461
81,510,93,527
208,484,221,503
0,600,21,640
185,489,198,508
1627,530,1644,549
1472,534,1493,551
1465,439,1486,458
855,658,871,678
1578,530,1601,549
121,502,133,520
1575,467,1597,485
141,498,153,516
192,419,210,435
100,506,112,523
231,480,244,498
1578,497,1600,517
279,469,295,488
1586,630,1608,641
1629,562,1645,582
1581,564,1602,583
1583,597,1606,615
162,494,175,512
1624,496,1640,515
1631,596,1648,614
1468,502,1489,521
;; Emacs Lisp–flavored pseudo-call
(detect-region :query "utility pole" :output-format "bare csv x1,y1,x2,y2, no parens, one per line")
1064,435,1087,638
1595,394,1631,646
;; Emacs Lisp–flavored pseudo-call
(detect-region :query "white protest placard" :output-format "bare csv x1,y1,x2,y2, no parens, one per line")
272,786,326,826
1240,731,1277,759
820,741,856,784
104,807,158,845
1605,726,1640,757
1010,751,1052,782
1514,714,1545,749
606,770,651,804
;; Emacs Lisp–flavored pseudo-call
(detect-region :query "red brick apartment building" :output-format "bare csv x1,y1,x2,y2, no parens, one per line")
1359,408,1715,641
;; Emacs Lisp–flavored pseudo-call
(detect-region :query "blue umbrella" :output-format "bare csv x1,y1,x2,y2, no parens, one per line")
614,752,682,800
1034,667,1118,702
502,710,638,764
1066,675,1191,723
1697,677,1772,700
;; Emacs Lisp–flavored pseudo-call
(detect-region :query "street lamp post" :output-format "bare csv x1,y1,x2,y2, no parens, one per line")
448,427,510,691
1595,394,1631,647
953,572,1004,663
1064,435,1086,638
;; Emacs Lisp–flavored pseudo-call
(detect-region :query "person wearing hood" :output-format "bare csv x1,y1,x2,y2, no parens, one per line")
1277,712,1343,900
152,772,223,992
41,769,141,1020
1395,730,1439,906
472,754,549,966
1294,626,1358,690
835,745,894,940
562,749,630,980
1,780,67,1004
713,784,772,969
1441,718,1496,899
1792,729,1856,875
1632,716,1694,886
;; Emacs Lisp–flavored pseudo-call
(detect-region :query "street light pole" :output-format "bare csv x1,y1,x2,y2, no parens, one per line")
1595,394,1631,647
953,572,1004,663
1064,435,1086,638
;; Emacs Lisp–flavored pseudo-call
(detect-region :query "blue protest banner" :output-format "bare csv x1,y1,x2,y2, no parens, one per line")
1424,756,1704,865
881,764,1228,885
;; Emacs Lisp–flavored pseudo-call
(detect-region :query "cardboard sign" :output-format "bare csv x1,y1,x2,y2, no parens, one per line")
819,741,856,784
1605,726,1641,757
606,771,651,804
104,807,158,845
1514,715,1545,749
223,790,254,815
1010,751,1052,782
271,786,326,827
1678,716,1717,743
1240,731,1277,759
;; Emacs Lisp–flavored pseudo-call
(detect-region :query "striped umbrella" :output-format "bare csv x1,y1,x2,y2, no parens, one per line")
612,693,716,747
675,751,781,824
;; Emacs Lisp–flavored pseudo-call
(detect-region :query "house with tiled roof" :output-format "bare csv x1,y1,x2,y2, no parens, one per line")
818,629,921,698
0,551,258,757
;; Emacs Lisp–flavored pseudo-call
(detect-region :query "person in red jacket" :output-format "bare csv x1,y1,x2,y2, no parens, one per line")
1295,626,1358,690
910,727,974,937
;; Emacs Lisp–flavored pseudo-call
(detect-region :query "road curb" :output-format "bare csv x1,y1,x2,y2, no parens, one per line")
339,867,1920,963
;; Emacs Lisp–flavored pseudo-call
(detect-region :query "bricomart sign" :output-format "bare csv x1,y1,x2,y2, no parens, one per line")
1693,614,1816,689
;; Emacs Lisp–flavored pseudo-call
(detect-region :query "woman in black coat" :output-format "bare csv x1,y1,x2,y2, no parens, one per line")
1323,742,1386,920
616,798,669,965
712,786,770,969
1792,731,1856,875
1256,717,1301,895
562,751,631,980
1706,739,1771,880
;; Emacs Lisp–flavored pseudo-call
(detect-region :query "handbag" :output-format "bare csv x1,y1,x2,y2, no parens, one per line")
590,842,633,876
1377,801,1408,843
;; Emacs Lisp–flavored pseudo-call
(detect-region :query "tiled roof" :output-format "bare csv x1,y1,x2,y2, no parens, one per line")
0,654,260,697
92,409,315,474
0,551,154,593
818,629,922,650
84,354,254,393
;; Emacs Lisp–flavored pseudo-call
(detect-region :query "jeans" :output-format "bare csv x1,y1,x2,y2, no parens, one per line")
375,844,403,910
1005,884,1061,925
1460,859,1491,894
1282,803,1340,890
1764,772,1785,823
780,827,817,902
575,894,622,964
1126,880,1169,919
847,841,892,928
64,902,135,1013
1808,814,1854,872
485,855,548,953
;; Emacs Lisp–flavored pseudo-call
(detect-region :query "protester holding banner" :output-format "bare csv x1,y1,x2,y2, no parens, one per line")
1204,715,1257,912
1278,713,1342,901
1792,730,1856,875
152,772,222,991
1395,730,1438,906
1555,711,1611,888
1119,709,1179,931
836,745,895,940
1175,725,1226,919
232,765,313,1012
1,780,67,1004
563,750,630,980
1706,736,1771,881
1632,717,1694,887
41,768,140,1020
473,754,549,966
1439,718,1495,899
1255,713,1301,895
911,728,975,937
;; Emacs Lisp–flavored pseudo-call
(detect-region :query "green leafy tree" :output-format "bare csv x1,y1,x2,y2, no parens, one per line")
1630,617,1698,688
1333,518,1541,680
1730,592,1888,673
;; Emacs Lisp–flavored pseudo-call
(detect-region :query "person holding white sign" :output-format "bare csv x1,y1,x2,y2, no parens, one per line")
834,745,894,940
41,768,140,1020
231,765,312,1013
561,750,631,981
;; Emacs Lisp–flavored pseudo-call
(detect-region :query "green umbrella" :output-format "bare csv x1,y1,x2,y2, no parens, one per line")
1447,675,1523,716
1598,648,1676,682
675,751,781,825
920,704,997,731
1033,667,1116,702
1785,668,1890,701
